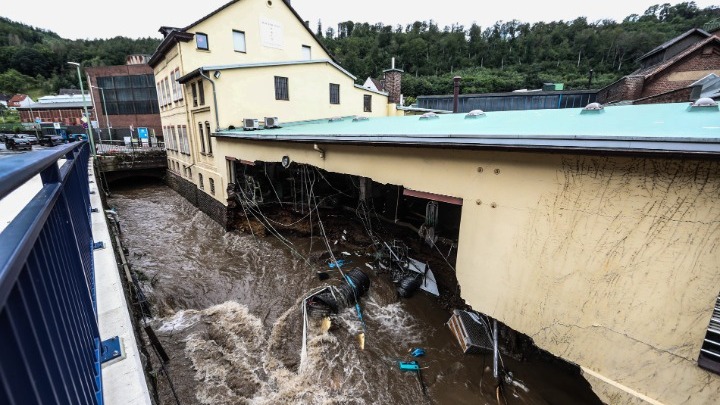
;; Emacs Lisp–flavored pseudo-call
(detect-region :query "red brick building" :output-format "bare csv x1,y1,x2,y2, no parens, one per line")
17,94,93,132
84,56,161,140
597,29,720,104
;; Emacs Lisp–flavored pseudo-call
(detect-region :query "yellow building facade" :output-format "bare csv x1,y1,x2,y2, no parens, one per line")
149,0,394,215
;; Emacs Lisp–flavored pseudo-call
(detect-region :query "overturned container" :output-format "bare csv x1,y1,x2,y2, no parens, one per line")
306,267,370,318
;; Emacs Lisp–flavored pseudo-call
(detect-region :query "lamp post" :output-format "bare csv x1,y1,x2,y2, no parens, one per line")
90,85,111,142
67,61,96,157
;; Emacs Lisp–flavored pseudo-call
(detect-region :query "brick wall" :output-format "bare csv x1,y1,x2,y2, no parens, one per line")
166,171,230,229
641,44,720,98
633,87,694,105
597,76,645,104
383,69,403,104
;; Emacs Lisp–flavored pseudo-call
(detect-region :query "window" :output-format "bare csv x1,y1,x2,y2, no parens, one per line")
191,83,198,107
329,83,340,104
198,173,204,190
171,70,178,101
205,121,213,155
198,122,206,154
177,125,190,155
175,69,183,101
198,81,205,106
302,45,311,60
233,30,246,52
209,178,215,195
364,94,372,112
164,77,171,106
196,33,209,50
274,76,289,100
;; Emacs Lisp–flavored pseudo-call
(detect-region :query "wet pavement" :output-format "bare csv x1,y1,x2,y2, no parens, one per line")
108,181,603,405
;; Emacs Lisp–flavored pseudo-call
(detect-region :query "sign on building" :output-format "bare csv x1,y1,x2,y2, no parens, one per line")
260,18,284,49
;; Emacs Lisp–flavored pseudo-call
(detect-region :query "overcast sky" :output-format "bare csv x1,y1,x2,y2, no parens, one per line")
2,0,717,40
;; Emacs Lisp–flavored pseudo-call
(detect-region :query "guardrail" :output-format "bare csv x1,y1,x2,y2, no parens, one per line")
0,142,104,404
96,140,164,155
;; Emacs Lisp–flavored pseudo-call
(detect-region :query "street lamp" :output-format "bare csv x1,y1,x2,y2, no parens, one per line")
90,84,111,142
67,61,96,157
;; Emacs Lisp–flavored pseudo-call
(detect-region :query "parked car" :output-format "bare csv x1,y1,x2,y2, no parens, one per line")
21,134,39,145
40,135,65,147
5,135,32,151
68,133,87,142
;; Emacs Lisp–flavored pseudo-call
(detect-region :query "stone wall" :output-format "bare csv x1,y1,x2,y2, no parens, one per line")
166,170,229,229
633,86,695,105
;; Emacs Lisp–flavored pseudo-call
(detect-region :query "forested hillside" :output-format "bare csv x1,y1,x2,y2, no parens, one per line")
319,2,719,99
0,17,159,96
0,2,718,100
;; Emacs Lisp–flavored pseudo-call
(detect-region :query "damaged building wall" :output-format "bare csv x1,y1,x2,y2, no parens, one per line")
217,138,720,404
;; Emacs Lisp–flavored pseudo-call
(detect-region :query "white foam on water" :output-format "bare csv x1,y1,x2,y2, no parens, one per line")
155,310,201,333
178,301,370,405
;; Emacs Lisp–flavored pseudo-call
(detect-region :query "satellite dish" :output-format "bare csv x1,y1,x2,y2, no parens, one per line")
281,155,291,168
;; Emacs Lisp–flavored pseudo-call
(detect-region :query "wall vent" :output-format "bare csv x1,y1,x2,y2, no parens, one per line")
243,118,259,130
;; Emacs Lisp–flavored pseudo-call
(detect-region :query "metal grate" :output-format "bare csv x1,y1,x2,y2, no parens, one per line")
447,309,493,354
699,292,720,374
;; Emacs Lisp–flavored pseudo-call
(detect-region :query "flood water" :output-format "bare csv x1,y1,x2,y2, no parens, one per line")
108,181,602,405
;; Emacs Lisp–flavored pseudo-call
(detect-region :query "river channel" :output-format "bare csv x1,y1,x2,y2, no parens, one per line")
108,181,602,405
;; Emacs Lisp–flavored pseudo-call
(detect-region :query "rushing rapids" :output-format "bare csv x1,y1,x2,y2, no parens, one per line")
108,180,602,405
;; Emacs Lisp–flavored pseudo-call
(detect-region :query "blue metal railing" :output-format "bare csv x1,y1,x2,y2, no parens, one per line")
0,142,103,404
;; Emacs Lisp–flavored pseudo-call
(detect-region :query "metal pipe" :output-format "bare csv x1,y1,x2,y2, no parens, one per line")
198,68,220,132
68,62,96,158
493,319,499,379
453,76,461,113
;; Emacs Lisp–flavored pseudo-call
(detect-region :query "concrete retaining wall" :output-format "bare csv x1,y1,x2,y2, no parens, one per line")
166,170,228,229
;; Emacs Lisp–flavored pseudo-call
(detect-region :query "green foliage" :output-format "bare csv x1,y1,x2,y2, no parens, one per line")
320,2,719,97
0,17,160,94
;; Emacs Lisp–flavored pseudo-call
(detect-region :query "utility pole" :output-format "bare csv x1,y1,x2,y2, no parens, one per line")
68,62,96,158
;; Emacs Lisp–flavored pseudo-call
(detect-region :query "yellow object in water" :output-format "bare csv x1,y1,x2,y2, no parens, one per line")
358,332,365,350
320,317,331,333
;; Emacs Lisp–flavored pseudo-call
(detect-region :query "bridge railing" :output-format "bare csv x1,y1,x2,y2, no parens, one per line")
0,142,104,404
96,139,165,155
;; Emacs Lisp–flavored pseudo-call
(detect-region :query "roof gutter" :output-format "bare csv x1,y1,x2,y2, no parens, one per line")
199,68,220,132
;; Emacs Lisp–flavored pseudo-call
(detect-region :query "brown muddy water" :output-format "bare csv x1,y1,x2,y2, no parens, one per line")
108,181,603,405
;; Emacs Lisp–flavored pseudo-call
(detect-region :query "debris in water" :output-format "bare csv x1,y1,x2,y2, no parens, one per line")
305,268,370,318
410,347,426,357
321,317,332,333
317,271,330,281
364,263,375,270
358,332,365,350
328,259,350,268
341,251,351,256
398,360,420,371
447,309,493,354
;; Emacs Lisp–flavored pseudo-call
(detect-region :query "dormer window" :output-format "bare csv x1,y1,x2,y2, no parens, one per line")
196,33,209,50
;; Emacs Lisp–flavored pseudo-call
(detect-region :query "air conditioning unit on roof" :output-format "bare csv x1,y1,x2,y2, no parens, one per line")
265,117,279,128
244,118,259,130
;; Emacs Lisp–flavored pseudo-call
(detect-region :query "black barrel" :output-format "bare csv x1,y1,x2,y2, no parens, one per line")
306,268,370,318
397,273,422,298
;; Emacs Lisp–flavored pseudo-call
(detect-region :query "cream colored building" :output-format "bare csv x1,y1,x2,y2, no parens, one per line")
211,102,720,404
149,0,396,218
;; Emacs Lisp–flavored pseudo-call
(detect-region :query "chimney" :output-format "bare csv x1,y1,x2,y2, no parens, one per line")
383,57,403,105
453,76,461,113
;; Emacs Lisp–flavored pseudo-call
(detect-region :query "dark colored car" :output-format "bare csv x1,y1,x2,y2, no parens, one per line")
41,135,65,147
22,134,39,145
68,133,87,142
5,135,32,151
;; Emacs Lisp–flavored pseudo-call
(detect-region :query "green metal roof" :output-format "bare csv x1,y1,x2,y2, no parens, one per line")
216,103,720,155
